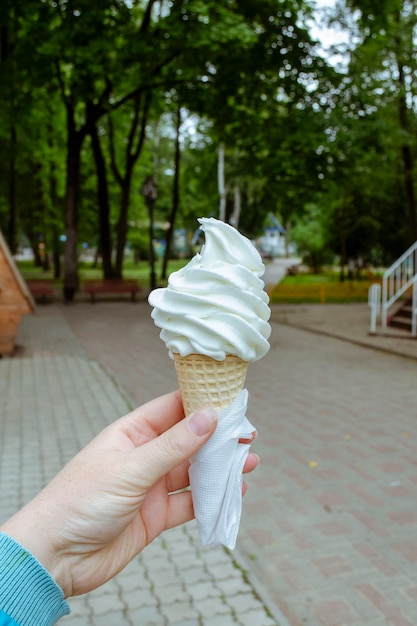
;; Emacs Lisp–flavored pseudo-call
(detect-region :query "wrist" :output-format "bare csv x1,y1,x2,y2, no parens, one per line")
0,532,70,625
1,505,69,598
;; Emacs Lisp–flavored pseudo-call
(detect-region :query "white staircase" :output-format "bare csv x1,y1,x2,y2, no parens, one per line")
369,242,417,336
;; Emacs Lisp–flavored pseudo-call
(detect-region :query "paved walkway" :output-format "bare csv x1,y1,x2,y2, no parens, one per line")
2,300,417,626
274,303,417,361
0,304,278,626
263,259,301,291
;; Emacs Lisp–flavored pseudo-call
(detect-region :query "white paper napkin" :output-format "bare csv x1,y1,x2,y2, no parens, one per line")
189,389,255,549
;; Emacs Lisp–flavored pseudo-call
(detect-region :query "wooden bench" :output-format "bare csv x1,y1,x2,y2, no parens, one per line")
84,279,141,303
27,280,54,302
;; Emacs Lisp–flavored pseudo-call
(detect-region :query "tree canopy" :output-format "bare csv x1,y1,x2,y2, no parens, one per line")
0,0,416,290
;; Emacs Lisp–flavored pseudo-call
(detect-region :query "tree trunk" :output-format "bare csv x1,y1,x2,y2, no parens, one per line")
218,143,226,222
110,92,152,279
8,124,17,254
142,177,157,291
161,107,181,281
2,23,17,254
338,197,346,282
52,229,61,279
229,183,241,229
90,121,114,279
148,197,156,290
47,121,62,279
397,62,416,243
29,235,42,267
400,143,416,244
114,182,131,279
33,163,51,272
63,108,83,300
49,183,61,279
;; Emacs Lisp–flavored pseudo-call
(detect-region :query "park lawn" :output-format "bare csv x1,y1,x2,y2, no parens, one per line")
17,258,188,289
270,271,382,303
18,260,382,304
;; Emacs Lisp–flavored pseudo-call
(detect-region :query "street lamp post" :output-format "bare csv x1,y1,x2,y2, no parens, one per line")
142,176,158,291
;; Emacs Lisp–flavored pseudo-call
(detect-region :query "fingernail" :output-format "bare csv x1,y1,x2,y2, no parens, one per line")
187,407,217,436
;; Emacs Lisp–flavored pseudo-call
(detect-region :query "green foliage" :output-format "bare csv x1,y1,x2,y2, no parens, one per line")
329,0,417,250
1,0,416,276
291,203,333,272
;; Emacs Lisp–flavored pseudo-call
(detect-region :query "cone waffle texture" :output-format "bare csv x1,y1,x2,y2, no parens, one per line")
173,353,248,415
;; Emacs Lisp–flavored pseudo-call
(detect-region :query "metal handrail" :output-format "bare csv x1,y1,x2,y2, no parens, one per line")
368,283,381,335
412,277,417,337
381,241,417,329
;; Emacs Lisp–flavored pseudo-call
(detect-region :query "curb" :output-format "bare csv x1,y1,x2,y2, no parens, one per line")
277,320,417,363
231,548,292,626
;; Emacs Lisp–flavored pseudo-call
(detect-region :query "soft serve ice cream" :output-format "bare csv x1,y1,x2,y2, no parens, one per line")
149,217,271,548
148,217,271,363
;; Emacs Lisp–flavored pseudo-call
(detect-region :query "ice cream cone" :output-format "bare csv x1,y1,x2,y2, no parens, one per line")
173,353,248,415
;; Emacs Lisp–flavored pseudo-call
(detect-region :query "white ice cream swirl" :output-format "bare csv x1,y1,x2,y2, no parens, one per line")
148,217,271,361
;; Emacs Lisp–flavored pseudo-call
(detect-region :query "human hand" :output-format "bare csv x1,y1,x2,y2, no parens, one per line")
0,391,258,598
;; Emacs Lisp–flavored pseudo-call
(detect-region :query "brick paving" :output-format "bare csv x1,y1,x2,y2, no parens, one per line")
2,300,417,625
240,319,417,626
0,304,278,626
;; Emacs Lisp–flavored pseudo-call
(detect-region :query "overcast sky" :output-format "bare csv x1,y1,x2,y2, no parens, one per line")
309,0,349,66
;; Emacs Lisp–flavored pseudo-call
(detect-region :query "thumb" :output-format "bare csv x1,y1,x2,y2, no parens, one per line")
134,407,218,488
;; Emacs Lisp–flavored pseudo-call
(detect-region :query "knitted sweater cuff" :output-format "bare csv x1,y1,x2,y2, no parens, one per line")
0,533,70,626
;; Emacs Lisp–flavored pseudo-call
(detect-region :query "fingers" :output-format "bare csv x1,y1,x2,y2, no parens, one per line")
167,450,259,495
243,452,259,474
118,391,185,445
165,453,260,529
130,407,218,490
165,491,195,530
139,390,185,436
166,461,191,493
239,430,257,445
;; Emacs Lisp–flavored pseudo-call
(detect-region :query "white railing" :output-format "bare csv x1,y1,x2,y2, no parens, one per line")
381,241,417,329
368,283,381,334
412,277,417,337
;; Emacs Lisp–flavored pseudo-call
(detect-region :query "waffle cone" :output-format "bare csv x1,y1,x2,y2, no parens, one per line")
173,353,248,415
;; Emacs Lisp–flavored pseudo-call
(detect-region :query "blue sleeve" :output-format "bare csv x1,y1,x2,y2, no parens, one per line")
0,609,19,625
0,533,70,626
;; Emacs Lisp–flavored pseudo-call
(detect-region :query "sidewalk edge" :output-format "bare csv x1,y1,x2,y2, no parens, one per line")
231,547,292,626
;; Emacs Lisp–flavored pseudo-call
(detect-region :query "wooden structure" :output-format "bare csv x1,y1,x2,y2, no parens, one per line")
0,230,35,355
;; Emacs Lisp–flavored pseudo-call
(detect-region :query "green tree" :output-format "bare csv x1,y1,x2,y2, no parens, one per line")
292,203,333,272
333,0,417,245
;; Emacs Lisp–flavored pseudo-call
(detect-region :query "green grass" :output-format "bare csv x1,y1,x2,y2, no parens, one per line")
18,260,382,304
270,271,382,304
17,258,188,288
